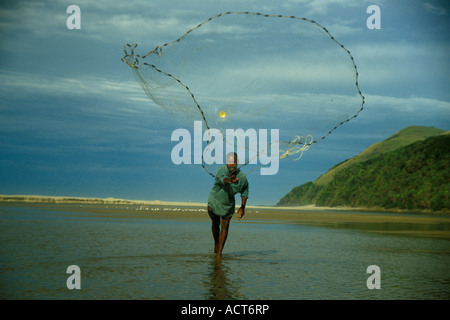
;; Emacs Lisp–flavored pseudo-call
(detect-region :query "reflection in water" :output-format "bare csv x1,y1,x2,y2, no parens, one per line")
300,220,450,238
206,250,279,300
207,256,245,300
1,206,449,299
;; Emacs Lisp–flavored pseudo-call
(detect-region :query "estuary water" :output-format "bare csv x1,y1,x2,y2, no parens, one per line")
0,204,449,300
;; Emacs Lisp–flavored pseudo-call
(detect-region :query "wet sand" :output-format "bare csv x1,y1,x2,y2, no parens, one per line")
82,206,450,239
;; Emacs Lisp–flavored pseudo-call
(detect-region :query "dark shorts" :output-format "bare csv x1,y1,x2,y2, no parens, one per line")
207,206,232,220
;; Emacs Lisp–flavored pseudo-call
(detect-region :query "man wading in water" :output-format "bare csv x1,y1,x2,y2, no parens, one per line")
207,152,249,259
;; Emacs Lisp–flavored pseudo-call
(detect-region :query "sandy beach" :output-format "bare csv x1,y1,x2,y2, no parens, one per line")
0,194,206,207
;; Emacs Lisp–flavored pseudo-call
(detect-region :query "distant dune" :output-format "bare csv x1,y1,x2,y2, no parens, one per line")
0,194,356,212
0,195,206,207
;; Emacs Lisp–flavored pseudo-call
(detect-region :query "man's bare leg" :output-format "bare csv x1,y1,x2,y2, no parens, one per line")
212,219,220,253
216,217,231,259
208,207,220,253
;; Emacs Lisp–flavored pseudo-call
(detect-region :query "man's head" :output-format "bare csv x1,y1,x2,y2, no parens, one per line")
226,152,238,174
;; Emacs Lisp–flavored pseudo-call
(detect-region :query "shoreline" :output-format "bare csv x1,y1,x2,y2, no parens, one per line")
0,194,350,211
0,194,448,215
1,195,449,239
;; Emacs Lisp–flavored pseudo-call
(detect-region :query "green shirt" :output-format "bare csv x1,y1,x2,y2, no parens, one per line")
207,166,249,217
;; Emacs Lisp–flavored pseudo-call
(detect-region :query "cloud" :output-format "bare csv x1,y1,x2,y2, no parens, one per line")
0,0,191,44
358,94,450,128
349,40,450,96
423,2,448,16
366,94,450,110
0,69,171,150
0,1,70,38
282,0,365,15
0,0,366,49
0,70,147,104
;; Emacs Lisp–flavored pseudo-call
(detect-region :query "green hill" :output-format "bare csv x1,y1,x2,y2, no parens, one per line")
278,126,449,212
315,126,445,186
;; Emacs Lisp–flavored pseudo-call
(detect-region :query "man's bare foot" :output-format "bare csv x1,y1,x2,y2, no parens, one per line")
215,253,223,260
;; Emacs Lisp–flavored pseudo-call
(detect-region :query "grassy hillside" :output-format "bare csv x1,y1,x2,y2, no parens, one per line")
278,127,449,212
315,126,445,186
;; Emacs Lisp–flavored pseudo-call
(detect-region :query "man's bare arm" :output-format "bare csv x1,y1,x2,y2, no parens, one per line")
237,197,247,220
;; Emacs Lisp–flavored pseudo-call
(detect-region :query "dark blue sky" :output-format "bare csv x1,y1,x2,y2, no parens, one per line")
0,0,449,205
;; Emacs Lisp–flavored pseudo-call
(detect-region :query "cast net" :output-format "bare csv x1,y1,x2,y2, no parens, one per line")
122,11,365,177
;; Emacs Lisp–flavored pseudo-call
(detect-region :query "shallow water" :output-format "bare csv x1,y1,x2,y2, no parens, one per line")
0,205,449,299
